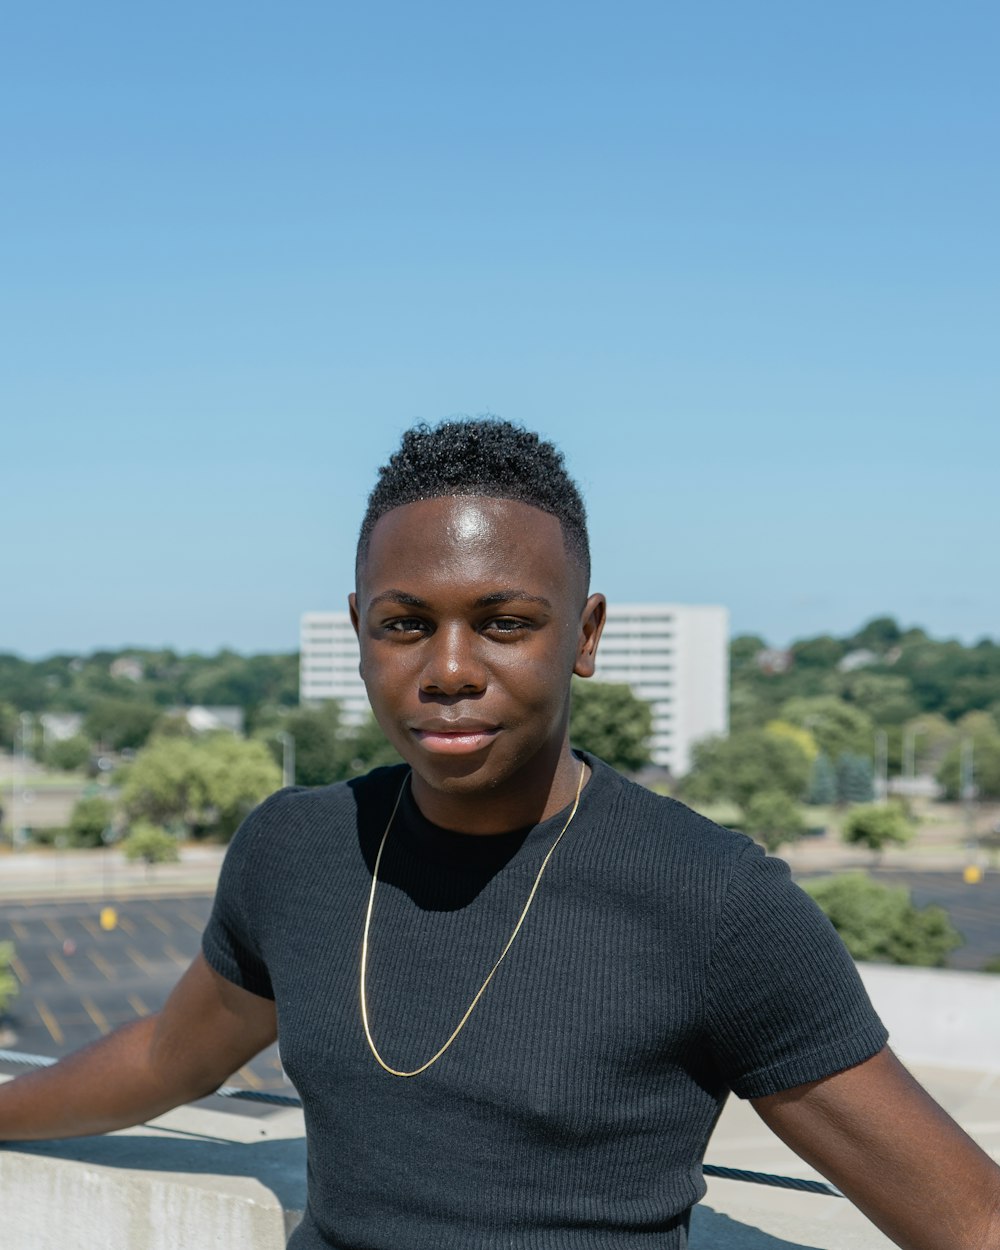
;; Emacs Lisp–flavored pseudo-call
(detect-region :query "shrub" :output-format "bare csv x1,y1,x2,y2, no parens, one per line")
121,822,180,866
804,873,962,967
0,941,19,1015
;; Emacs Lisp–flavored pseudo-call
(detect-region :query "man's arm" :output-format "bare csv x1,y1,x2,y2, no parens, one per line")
0,953,277,1141
752,1047,1000,1250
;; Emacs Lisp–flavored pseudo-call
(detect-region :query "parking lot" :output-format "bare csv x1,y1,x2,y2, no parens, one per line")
0,894,286,1095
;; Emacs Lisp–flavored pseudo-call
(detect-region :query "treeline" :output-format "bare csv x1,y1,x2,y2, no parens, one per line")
0,649,299,758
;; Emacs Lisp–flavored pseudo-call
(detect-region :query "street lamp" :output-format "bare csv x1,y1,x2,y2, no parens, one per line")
902,726,925,793
874,729,889,802
276,731,296,788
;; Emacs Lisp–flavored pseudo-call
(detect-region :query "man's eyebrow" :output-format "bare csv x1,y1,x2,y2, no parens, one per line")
474,590,553,610
365,589,553,611
366,590,429,610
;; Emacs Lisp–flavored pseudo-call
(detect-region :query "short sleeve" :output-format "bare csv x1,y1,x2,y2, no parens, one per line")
705,843,888,1099
201,797,280,1000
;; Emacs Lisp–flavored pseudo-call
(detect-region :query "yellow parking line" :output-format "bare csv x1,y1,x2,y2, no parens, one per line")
126,946,155,976
117,916,137,936
86,949,118,981
127,993,150,1017
10,920,29,941
163,944,189,968
238,1065,263,1089
10,956,30,985
81,997,111,1035
47,952,75,983
147,913,173,935
35,999,65,1045
79,917,102,940
44,918,67,941
177,909,204,933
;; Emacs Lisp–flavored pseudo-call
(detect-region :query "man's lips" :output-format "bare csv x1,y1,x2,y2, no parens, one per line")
410,721,501,755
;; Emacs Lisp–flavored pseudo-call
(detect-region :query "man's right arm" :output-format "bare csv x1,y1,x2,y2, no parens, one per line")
0,953,278,1141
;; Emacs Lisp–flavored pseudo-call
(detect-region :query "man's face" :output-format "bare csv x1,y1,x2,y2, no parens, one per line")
350,495,604,826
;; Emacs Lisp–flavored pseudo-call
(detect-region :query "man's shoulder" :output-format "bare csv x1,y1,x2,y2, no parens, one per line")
585,755,759,879
229,764,409,855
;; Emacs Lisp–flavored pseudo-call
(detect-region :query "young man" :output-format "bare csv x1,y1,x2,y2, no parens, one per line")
2,419,999,1249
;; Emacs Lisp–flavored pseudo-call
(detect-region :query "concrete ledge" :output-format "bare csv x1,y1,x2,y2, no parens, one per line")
0,1088,306,1250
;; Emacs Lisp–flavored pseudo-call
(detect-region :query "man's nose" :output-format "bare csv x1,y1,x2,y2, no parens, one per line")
420,623,487,696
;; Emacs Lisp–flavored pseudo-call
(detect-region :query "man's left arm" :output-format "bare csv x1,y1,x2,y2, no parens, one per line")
752,1047,1000,1250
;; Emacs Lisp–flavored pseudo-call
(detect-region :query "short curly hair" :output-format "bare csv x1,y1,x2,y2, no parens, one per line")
357,418,590,582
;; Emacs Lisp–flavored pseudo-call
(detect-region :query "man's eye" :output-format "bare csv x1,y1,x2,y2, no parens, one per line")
385,618,428,634
488,617,528,635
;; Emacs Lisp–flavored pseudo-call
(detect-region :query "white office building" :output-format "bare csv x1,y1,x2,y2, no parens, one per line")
300,602,729,775
591,604,729,775
299,612,370,725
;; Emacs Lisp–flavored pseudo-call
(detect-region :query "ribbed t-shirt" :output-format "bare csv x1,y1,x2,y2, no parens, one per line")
202,754,887,1249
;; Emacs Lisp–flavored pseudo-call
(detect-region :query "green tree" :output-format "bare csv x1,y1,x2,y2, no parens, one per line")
0,941,19,1015
807,753,838,806
570,680,653,773
779,696,874,761
803,874,962,966
120,734,281,841
45,734,92,772
847,616,903,654
841,802,914,855
121,821,181,866
279,703,355,786
346,714,403,774
682,729,812,811
67,795,114,848
83,697,162,751
838,673,918,727
741,790,807,853
836,753,875,804
936,713,1000,800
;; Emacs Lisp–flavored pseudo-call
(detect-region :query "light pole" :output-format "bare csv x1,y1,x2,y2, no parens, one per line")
902,726,925,793
277,731,296,788
874,729,889,802
960,738,975,845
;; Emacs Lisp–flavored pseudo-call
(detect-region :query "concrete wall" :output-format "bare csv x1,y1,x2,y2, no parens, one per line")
3,963,997,1248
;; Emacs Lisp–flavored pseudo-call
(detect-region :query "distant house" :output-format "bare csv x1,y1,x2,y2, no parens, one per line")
110,656,145,682
837,648,878,673
40,712,84,743
754,648,794,676
168,706,245,736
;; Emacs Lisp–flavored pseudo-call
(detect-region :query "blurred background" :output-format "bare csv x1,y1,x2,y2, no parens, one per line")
2,1,998,1083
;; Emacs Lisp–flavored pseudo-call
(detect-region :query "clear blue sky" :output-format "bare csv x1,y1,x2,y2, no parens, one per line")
4,2,997,657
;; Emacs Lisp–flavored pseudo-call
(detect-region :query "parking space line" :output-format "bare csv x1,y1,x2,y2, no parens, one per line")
81,997,111,1035
47,952,75,983
177,909,204,933
87,949,118,981
44,918,67,941
127,946,155,976
79,917,102,940
238,1065,263,1089
163,944,190,968
35,999,65,1045
127,993,150,1017
10,920,29,941
10,956,30,985
118,916,137,936
147,913,173,935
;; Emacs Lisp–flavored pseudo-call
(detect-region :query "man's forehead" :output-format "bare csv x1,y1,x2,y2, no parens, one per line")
357,495,581,595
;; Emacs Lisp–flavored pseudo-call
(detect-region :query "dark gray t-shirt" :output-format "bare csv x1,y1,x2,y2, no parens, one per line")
203,755,887,1249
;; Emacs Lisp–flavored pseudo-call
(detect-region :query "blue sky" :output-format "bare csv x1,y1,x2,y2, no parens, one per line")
3,2,997,657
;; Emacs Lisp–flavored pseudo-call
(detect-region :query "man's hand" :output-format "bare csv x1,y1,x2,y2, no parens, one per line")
752,1047,1000,1250
0,954,277,1141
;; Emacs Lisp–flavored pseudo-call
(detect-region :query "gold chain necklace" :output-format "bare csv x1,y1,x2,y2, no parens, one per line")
359,759,588,1078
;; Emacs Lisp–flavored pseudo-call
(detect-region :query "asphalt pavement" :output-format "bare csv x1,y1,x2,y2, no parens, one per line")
0,894,287,1098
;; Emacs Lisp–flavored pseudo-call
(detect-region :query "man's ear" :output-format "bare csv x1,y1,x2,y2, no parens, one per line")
573,593,606,679
349,593,363,680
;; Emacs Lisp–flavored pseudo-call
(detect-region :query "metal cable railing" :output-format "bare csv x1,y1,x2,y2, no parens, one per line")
0,1048,843,1197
